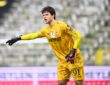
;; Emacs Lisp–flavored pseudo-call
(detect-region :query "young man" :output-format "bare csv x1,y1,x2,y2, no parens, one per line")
6,6,84,85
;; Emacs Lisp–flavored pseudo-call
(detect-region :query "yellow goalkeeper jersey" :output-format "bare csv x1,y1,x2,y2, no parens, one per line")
21,21,82,61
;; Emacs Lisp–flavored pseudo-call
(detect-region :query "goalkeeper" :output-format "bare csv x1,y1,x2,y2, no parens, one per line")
6,6,84,85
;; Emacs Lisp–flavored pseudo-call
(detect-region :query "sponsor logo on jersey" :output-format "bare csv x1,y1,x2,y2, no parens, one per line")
49,37,61,42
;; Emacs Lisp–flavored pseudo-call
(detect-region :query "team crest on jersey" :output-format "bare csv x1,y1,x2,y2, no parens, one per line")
50,31,58,38
49,30,61,42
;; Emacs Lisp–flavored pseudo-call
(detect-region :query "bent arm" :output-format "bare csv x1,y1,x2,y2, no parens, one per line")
71,29,83,49
64,24,83,49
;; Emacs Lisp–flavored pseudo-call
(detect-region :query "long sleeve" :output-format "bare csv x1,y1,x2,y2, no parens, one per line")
21,29,45,40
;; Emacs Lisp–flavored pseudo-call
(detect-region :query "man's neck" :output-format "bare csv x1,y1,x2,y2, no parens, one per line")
49,20,56,27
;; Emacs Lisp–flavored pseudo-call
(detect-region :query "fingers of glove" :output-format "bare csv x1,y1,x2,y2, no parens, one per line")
68,59,74,64
6,42,12,46
6,40,14,46
6,40,9,43
70,61,74,64
68,57,74,63
9,42,13,46
67,59,74,64
6,39,13,43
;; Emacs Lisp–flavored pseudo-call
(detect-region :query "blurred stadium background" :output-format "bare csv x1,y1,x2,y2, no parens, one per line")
0,0,110,85
0,0,110,66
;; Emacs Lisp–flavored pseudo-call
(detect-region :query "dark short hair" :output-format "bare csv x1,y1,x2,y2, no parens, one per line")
41,6,56,19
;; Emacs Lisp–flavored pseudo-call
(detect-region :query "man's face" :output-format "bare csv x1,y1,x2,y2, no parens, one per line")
42,11,54,24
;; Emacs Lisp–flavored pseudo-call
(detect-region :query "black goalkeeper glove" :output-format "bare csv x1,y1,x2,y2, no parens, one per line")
6,36,21,46
65,48,77,63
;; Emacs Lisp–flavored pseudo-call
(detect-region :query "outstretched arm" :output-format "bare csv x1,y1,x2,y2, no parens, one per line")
6,30,45,46
21,31,44,40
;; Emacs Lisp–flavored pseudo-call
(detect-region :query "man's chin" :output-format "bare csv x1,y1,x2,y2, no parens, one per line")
45,22,49,24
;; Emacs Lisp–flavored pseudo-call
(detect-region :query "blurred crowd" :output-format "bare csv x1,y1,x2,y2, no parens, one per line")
0,0,110,66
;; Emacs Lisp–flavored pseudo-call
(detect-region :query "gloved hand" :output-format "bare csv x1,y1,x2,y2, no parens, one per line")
65,48,77,63
6,37,21,46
